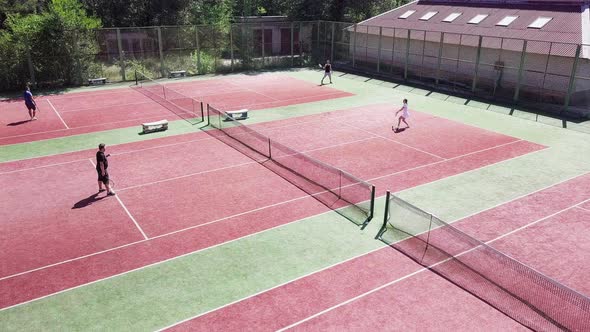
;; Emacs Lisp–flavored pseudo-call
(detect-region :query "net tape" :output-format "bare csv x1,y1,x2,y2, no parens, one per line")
134,71,204,125
376,192,590,331
207,104,375,228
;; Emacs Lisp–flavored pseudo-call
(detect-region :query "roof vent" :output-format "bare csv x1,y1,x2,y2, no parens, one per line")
399,10,416,19
468,14,489,24
528,17,552,29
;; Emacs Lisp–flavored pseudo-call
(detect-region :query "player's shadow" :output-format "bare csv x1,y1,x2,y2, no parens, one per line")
7,120,31,126
393,127,408,134
72,193,107,209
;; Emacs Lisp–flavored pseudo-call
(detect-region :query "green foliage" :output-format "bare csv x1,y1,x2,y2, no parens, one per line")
0,0,101,90
187,0,233,27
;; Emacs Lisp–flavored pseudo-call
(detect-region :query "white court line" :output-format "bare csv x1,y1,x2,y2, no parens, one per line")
0,136,548,281
277,197,590,331
116,136,376,192
1,151,585,315
0,197,337,313
226,80,281,102
0,159,90,175
58,101,154,114
575,205,590,213
46,99,70,129
88,159,148,240
0,113,168,142
337,119,446,160
160,186,590,331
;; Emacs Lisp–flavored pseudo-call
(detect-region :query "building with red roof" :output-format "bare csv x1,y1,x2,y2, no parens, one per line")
345,0,590,114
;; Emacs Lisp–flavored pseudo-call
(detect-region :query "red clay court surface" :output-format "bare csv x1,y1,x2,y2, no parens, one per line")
166,174,590,331
0,103,548,317
0,75,352,146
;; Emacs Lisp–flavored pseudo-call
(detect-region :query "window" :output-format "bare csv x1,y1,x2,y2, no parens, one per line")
420,11,438,21
399,10,416,19
528,17,552,29
468,14,489,24
497,15,518,26
443,13,462,23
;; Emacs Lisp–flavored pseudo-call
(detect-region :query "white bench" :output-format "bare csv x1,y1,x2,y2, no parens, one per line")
169,70,187,78
225,109,249,120
88,77,107,85
142,119,168,134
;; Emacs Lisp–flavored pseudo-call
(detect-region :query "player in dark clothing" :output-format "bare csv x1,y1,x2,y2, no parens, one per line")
24,86,38,121
96,143,115,196
321,60,333,85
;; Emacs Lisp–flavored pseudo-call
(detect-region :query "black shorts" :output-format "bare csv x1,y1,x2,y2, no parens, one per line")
97,169,110,184
26,103,36,111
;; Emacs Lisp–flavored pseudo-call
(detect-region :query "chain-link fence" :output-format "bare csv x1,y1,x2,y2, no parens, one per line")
9,20,590,118
318,21,590,118
11,21,320,90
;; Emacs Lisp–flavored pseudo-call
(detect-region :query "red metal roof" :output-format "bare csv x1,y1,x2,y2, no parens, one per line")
359,1,586,46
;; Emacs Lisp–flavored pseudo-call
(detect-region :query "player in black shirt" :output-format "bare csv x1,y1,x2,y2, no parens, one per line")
96,143,115,196
321,60,333,85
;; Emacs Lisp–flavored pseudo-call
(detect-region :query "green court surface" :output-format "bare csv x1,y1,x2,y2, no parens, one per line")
1,69,589,331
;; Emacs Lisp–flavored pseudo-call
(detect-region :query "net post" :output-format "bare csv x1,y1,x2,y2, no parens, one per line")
360,185,376,230
200,101,205,121
135,70,138,86
375,191,391,239
268,137,272,159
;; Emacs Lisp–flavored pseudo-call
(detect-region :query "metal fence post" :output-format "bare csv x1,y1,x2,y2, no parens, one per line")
299,21,303,60
377,27,383,72
564,44,581,112
390,28,396,73
195,26,201,74
316,20,321,57
230,25,235,71
472,35,483,92
116,28,126,81
261,23,265,65
157,27,165,77
352,24,357,67
26,46,36,86
290,22,295,66
404,29,410,80
330,22,335,61
514,40,528,102
436,32,444,85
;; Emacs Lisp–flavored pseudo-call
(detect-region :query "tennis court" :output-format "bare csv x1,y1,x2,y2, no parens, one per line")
0,74,351,146
1,69,589,331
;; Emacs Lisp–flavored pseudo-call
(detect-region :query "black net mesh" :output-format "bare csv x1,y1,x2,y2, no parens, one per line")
134,71,204,125
207,104,375,228
377,192,590,331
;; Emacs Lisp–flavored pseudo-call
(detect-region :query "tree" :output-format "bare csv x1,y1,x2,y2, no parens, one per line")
2,0,101,88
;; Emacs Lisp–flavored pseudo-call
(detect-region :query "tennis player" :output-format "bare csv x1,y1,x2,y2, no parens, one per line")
96,143,115,196
321,60,333,85
24,85,38,121
394,99,410,131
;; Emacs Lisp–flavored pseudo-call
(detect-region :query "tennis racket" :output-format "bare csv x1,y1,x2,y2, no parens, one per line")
318,63,323,69
108,178,115,189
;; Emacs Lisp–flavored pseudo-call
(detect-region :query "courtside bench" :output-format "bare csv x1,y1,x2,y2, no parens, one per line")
169,70,187,78
225,109,249,120
142,119,168,134
88,77,107,85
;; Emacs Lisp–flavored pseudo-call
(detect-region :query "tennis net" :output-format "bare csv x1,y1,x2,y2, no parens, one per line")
207,104,376,229
376,191,590,331
134,71,204,124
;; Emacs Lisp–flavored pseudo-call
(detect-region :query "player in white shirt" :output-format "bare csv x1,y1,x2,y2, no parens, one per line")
394,98,410,131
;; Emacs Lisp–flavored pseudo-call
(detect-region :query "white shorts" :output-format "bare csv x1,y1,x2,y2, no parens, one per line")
401,111,410,118
323,72,332,80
